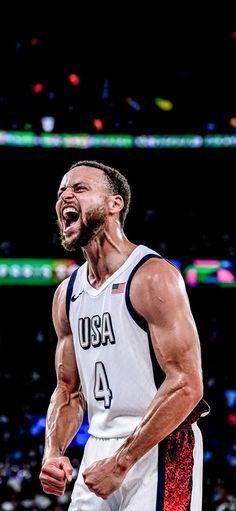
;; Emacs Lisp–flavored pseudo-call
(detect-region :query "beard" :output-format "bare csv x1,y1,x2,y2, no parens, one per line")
57,204,107,252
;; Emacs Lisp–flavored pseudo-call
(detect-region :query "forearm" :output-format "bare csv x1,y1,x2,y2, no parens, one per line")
42,384,85,463
115,377,202,470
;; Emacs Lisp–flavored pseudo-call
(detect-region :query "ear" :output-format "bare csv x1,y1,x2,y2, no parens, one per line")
108,195,124,215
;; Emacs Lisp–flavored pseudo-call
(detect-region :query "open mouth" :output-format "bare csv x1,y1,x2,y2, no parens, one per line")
62,207,80,232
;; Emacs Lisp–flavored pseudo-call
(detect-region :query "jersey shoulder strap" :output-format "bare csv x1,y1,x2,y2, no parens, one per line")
125,253,162,332
66,267,79,321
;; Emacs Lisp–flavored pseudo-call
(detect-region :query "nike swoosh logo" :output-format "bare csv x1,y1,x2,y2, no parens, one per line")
71,291,84,301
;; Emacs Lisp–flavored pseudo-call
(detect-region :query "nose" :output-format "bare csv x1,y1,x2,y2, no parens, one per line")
60,186,75,200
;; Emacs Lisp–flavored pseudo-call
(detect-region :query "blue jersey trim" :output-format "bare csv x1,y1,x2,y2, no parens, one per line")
66,267,79,322
125,253,162,333
156,438,166,510
125,253,165,389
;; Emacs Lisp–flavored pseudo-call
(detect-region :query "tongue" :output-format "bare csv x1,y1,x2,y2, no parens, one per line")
65,218,79,230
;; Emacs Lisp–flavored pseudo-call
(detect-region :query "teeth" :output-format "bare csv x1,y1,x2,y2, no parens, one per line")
62,206,79,224
63,207,78,214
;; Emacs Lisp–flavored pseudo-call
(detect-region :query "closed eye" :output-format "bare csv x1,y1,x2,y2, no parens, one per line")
57,184,89,198
73,185,88,192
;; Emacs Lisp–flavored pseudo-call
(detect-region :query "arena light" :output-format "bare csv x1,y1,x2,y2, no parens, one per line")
229,117,236,128
155,97,173,111
93,118,103,130
32,83,44,93
101,79,110,99
31,37,39,46
68,73,80,86
206,122,217,132
41,116,55,133
125,97,141,111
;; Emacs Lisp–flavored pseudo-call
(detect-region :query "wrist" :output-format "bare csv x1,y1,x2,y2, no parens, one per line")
42,449,62,465
115,450,134,473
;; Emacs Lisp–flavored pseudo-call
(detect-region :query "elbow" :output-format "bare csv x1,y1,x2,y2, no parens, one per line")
167,369,204,409
184,376,204,407
192,382,204,406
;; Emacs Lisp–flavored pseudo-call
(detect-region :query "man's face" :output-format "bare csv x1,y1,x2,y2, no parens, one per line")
56,166,110,251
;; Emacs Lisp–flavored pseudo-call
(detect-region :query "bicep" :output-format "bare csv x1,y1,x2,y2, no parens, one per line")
148,304,201,379
53,281,80,391
131,261,202,379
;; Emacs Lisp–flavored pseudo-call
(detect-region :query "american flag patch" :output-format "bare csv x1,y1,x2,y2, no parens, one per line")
111,282,126,294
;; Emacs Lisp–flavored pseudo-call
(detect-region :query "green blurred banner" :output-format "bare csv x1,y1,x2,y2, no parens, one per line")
1,131,236,149
0,259,78,285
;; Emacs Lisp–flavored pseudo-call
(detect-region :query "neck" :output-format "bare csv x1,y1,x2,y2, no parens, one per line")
82,229,137,289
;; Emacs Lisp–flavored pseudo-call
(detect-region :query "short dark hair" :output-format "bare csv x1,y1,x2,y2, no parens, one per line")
70,160,131,227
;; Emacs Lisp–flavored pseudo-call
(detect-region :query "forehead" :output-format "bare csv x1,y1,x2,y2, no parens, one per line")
59,165,105,189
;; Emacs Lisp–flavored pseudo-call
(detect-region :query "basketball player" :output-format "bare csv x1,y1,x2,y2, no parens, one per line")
39,161,209,510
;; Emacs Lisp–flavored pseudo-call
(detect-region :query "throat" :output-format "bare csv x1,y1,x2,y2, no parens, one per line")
84,240,137,289
87,268,111,289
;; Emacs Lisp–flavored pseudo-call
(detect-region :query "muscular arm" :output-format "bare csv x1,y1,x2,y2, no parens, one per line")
83,259,204,498
115,259,203,468
40,278,85,494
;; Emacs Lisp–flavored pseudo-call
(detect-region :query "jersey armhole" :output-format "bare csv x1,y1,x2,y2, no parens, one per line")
125,254,162,332
125,253,166,388
66,268,79,322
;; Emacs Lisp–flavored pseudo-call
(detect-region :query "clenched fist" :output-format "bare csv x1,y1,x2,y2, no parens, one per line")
39,456,73,496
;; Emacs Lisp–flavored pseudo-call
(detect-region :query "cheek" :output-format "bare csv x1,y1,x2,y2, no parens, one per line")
55,201,61,218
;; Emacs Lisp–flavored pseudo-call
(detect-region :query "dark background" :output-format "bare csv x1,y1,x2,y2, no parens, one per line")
0,146,234,260
1,20,236,511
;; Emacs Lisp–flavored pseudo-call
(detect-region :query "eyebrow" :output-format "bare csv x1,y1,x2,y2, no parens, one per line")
57,181,89,197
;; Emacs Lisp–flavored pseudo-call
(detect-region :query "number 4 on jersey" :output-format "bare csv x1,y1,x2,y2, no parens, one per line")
94,361,113,409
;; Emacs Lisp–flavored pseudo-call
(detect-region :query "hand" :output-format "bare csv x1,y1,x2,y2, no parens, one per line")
82,456,129,500
39,456,73,496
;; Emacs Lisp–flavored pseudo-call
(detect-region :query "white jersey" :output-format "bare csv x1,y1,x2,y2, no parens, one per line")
66,244,209,439
66,244,164,438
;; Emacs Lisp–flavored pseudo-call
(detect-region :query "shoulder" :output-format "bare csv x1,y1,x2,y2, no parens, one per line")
53,276,70,307
130,257,188,321
52,277,71,336
133,256,184,291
